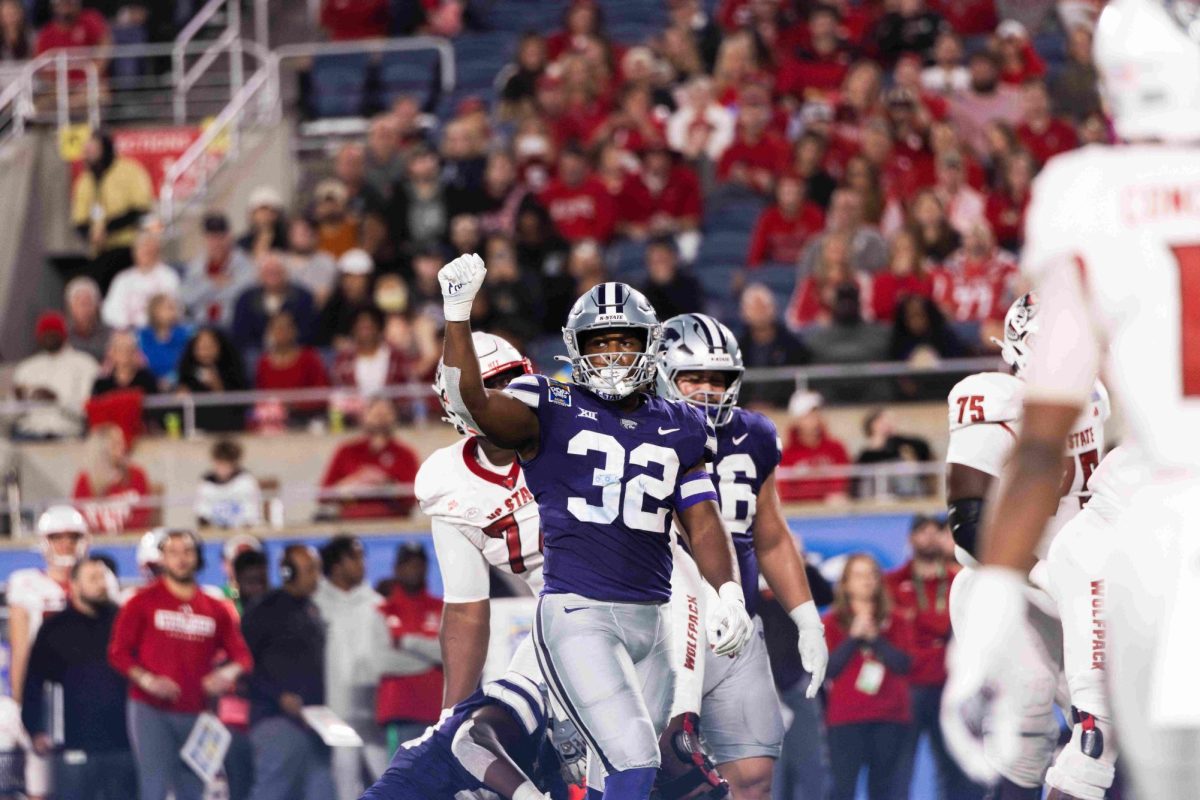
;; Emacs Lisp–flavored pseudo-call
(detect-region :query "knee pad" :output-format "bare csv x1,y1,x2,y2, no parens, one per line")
1045,710,1116,800
655,713,729,800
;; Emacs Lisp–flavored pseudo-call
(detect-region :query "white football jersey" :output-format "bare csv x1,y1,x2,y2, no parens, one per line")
1021,144,1200,470
946,371,1110,554
7,568,68,642
416,438,544,603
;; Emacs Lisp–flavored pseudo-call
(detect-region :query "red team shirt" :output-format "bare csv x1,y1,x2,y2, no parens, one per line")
376,588,444,725
539,177,617,243
109,580,253,713
885,562,958,686
822,609,914,727
747,203,827,266
73,466,152,534
321,437,420,518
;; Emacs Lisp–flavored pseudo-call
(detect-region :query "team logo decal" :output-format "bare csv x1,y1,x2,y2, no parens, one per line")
620,419,638,430
549,384,572,407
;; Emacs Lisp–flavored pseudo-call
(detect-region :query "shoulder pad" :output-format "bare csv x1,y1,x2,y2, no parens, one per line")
948,372,1024,431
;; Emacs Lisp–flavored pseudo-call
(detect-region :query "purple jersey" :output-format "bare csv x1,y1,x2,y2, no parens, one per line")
504,374,716,602
713,407,782,617
363,674,554,800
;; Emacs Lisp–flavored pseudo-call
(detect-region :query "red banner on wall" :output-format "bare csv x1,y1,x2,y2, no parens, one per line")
62,123,228,200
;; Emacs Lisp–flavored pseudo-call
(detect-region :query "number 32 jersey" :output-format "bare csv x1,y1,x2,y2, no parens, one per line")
415,437,544,603
503,374,715,603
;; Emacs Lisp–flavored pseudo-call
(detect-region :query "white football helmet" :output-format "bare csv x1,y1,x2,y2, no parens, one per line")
434,332,533,436
1094,0,1200,142
993,292,1039,375
136,528,167,575
656,313,745,427
36,505,90,569
561,282,662,401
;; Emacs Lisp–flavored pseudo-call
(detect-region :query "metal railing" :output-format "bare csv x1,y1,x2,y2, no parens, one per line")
743,356,1003,393
173,0,243,123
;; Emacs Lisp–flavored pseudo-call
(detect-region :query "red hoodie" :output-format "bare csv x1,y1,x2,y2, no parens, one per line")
376,587,443,725
539,176,617,243
747,203,826,266
778,427,851,501
886,561,959,687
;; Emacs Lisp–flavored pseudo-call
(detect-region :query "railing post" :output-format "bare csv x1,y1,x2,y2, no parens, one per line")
173,46,186,124
183,395,197,439
229,0,244,102
85,63,100,130
55,52,68,132
255,0,270,50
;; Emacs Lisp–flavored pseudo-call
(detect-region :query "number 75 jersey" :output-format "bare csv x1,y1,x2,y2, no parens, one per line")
415,437,544,603
503,374,716,604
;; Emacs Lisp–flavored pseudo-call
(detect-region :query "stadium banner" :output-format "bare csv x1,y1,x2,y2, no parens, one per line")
60,120,229,198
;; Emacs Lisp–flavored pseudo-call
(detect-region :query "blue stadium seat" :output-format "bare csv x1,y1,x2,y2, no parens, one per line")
696,262,739,299
747,264,799,311
310,53,371,118
607,240,647,281
377,50,442,109
697,231,751,266
703,194,766,234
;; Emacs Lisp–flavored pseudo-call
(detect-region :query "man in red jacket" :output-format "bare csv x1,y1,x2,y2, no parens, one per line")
778,392,852,503
109,529,253,800
886,516,981,800
376,542,444,752
320,397,420,519
538,146,616,244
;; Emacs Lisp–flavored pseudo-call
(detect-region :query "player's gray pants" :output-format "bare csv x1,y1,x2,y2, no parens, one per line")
533,593,675,773
127,700,204,800
702,616,786,763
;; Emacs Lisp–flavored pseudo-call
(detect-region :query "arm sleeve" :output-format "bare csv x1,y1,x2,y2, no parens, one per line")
107,599,143,677
241,608,283,703
432,518,492,604
1022,262,1103,406
869,636,912,674
945,424,1014,477
20,633,52,736
216,603,254,673
826,638,860,680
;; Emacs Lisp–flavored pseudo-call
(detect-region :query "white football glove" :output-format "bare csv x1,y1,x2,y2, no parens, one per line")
438,252,487,322
789,601,828,698
707,581,753,657
940,566,1027,787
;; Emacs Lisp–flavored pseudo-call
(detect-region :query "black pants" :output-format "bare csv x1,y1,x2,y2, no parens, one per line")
54,749,137,800
896,684,986,800
828,721,908,800
88,246,133,295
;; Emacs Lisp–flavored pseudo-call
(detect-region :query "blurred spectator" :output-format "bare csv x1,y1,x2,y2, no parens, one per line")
1050,25,1101,122
242,544,335,800
638,237,705,320
313,536,392,799
70,131,151,292
232,251,317,350
331,306,410,396
284,216,337,307
101,230,180,330
778,392,851,503
232,549,270,616
921,31,968,94
543,239,607,330
237,187,288,259
539,145,616,244
641,141,702,238
886,517,978,799
440,118,487,194
946,51,1022,157
737,283,811,408
889,295,965,363
13,311,98,439
91,330,157,398
474,234,543,344
798,189,888,277
220,533,266,614
907,188,961,262
717,83,789,195
254,311,331,416
787,234,871,328
0,0,31,61
449,149,540,238
500,31,548,112
995,20,1045,85
320,0,388,39
389,144,449,256
363,115,406,202
823,553,913,800
985,148,1033,252
1016,81,1079,166
320,398,419,520
667,75,735,163
874,0,946,64
854,408,934,498
332,143,389,260
777,6,852,99
109,529,252,800
22,557,135,800
376,543,443,747
979,119,1021,185
448,213,483,257
312,179,360,258
316,248,375,346
805,283,891,369
195,439,264,529
136,293,191,389
747,174,826,267
73,423,151,534
176,326,249,432
180,212,257,328
872,230,934,322
932,222,1017,323
792,130,838,210
933,150,985,235
64,276,111,362
596,143,654,239
843,154,886,226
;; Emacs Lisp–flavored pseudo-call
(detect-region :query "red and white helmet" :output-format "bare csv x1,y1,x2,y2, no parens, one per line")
1094,0,1200,142
433,332,533,436
36,505,90,569
136,528,167,575
993,292,1039,375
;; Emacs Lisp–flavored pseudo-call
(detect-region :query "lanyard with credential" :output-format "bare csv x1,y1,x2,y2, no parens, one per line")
912,566,948,615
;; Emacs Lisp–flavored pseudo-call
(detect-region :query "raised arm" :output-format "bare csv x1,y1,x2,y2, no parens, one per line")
439,254,540,453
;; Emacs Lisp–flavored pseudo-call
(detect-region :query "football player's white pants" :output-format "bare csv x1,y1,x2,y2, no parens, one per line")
1107,476,1200,800
949,566,1062,788
1043,506,1118,800
533,593,675,778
